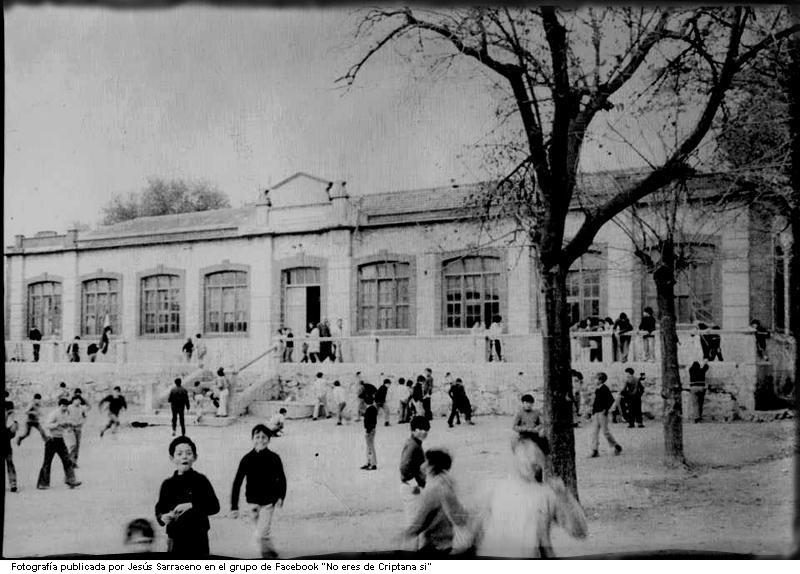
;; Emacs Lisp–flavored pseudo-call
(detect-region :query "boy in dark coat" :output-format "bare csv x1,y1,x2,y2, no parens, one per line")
168,378,190,437
230,424,287,558
361,395,378,470
155,436,220,557
589,372,622,458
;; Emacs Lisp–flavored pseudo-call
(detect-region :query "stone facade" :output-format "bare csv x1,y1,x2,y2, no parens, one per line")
4,172,792,417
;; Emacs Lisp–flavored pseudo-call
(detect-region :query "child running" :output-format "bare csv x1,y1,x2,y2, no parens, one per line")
230,424,287,558
67,393,89,467
16,393,46,446
99,386,128,438
155,436,220,557
404,449,471,557
476,432,587,557
332,381,348,425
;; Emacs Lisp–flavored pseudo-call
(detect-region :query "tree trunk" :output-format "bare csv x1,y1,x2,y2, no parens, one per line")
652,256,686,466
540,261,579,497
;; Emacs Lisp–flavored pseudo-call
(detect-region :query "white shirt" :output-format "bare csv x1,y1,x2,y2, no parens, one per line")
308,328,321,353
477,477,587,558
489,321,503,338
333,386,347,404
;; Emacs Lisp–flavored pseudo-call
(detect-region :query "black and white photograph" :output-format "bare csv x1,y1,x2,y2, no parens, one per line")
3,1,799,559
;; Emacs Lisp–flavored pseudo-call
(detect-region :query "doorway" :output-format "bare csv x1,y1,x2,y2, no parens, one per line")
282,267,321,335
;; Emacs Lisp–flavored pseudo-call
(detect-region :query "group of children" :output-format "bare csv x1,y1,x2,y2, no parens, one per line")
149,407,587,559
3,383,128,492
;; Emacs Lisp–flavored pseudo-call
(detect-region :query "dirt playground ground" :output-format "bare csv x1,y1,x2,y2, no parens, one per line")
2,410,796,558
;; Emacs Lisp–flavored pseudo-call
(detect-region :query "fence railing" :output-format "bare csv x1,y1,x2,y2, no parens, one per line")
569,329,769,365
5,329,783,367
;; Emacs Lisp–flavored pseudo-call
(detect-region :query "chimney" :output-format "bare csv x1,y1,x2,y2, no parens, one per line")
330,181,350,224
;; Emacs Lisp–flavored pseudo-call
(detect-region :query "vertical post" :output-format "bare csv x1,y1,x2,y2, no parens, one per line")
374,337,380,364
601,333,614,363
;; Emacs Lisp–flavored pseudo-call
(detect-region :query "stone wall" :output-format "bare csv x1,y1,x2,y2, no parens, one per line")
5,356,762,422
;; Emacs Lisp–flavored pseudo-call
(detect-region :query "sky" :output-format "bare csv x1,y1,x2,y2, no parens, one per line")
4,5,647,246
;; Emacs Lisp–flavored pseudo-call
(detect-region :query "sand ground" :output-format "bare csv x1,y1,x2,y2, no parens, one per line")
2,410,796,558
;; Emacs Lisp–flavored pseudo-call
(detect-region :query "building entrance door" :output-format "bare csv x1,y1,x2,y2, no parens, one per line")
282,267,322,335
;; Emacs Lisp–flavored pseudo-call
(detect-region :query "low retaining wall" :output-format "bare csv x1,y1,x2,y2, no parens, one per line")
4,358,765,421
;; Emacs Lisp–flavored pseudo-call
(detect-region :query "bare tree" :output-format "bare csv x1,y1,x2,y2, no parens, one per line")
101,178,231,225
340,6,799,496
613,176,751,465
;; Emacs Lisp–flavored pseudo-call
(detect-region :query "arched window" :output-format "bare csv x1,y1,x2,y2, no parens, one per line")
27,281,62,337
204,271,249,333
358,262,410,331
443,256,500,330
567,250,605,325
82,278,120,336
140,274,182,335
642,243,718,325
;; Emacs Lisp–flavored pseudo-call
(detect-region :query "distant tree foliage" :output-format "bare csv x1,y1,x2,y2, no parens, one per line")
101,178,231,225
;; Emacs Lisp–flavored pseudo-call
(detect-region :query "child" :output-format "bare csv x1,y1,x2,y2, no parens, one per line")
168,378,190,437
512,394,542,436
195,333,207,368
215,368,230,417
311,372,331,420
589,372,622,458
404,449,471,557
4,391,18,492
124,518,156,555
37,398,81,490
361,395,378,470
397,378,409,423
400,416,431,548
67,394,89,467
57,382,71,403
447,378,474,427
411,376,425,420
155,436,220,557
16,393,46,446
375,378,392,426
267,408,288,436
181,337,194,363
230,424,287,558
638,307,656,361
332,381,348,425
67,336,81,362
476,433,587,557
99,386,128,438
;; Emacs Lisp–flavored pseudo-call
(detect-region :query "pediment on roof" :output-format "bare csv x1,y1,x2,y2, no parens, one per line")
267,172,333,208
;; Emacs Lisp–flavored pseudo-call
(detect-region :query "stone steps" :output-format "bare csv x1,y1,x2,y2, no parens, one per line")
247,399,313,419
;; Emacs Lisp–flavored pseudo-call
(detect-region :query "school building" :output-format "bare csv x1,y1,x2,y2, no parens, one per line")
3,171,794,418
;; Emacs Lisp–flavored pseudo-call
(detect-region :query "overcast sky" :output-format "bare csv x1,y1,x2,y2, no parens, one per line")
5,5,645,245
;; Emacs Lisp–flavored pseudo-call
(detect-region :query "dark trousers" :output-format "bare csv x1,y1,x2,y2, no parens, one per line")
32,343,41,362
17,420,46,445
37,437,77,487
448,400,471,426
422,397,433,421
168,533,209,557
69,426,83,464
4,438,17,489
171,407,186,435
626,398,643,426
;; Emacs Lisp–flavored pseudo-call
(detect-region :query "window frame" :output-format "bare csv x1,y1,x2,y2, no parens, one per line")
201,264,250,337
80,273,122,337
357,260,412,333
441,254,503,332
566,248,607,325
26,276,63,339
137,268,185,338
640,241,721,327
